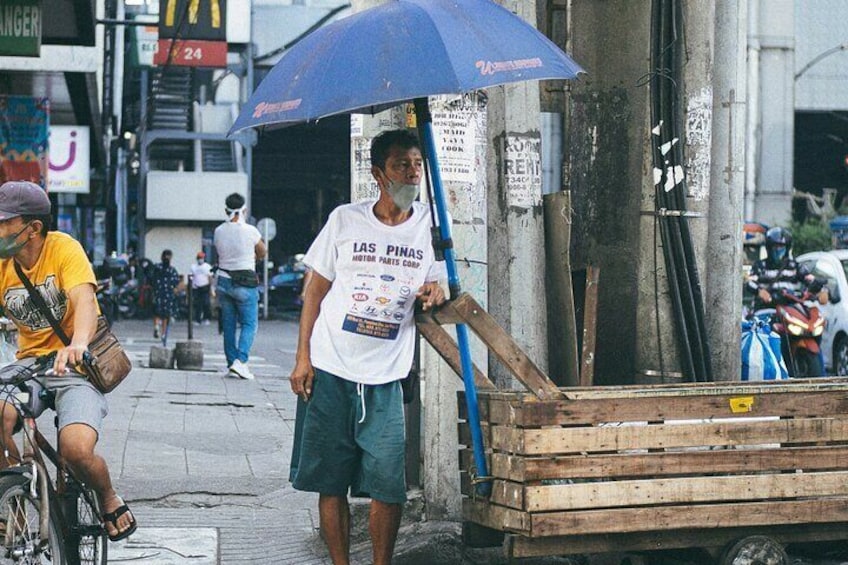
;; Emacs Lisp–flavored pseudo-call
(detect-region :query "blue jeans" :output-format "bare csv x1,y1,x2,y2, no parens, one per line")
217,277,259,366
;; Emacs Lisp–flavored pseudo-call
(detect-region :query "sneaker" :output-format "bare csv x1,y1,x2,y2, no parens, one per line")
228,359,255,380
202,320,211,326
153,327,159,339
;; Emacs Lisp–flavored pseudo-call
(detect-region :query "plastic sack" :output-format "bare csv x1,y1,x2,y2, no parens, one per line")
741,319,789,381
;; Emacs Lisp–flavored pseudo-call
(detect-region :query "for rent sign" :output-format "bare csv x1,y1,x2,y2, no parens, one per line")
0,0,41,57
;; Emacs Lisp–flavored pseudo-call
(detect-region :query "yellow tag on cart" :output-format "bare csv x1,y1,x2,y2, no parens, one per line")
729,396,754,413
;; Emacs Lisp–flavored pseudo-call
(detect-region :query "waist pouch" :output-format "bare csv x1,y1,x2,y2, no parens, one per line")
225,269,259,288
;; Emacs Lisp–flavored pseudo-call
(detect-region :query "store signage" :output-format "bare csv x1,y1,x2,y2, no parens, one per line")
130,14,158,68
154,38,227,67
48,126,90,194
159,0,226,41
0,0,42,57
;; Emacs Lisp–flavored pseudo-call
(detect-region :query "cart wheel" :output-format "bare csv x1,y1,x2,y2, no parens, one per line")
719,536,788,565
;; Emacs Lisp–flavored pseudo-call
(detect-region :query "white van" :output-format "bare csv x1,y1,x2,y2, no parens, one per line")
797,250,848,375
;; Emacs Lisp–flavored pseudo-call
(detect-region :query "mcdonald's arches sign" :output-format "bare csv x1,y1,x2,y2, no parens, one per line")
159,0,226,41
156,0,227,67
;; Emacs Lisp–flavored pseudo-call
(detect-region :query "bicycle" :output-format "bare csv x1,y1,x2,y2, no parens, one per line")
0,354,107,564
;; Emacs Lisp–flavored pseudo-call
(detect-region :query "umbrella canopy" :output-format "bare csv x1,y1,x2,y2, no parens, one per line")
229,0,584,135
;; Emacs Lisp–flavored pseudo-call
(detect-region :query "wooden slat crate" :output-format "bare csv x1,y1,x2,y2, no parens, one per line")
458,380,848,558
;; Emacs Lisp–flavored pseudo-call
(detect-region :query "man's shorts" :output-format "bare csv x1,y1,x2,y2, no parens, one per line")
0,358,108,438
292,367,406,504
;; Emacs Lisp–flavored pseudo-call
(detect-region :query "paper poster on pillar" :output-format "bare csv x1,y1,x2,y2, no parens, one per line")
504,133,542,209
351,136,379,203
431,94,487,223
431,98,477,185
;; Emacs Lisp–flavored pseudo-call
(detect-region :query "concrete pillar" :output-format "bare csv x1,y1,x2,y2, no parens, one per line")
707,1,747,381
751,0,794,225
567,0,647,384
487,0,548,389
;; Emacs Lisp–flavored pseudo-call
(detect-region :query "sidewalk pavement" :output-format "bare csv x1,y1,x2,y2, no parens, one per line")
85,317,561,565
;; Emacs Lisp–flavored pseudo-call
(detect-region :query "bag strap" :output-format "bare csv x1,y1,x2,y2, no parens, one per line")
13,261,71,346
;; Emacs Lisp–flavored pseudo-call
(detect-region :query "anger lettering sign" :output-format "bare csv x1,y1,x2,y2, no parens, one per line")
159,0,226,41
0,0,41,57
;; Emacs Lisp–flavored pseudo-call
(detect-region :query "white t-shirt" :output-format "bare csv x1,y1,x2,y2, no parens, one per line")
304,200,446,385
213,221,262,277
190,261,213,288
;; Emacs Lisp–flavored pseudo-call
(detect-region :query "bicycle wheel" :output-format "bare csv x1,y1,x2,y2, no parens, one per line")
0,473,64,564
60,479,106,565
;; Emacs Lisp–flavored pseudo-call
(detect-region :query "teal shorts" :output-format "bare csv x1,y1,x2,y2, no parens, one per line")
291,368,407,504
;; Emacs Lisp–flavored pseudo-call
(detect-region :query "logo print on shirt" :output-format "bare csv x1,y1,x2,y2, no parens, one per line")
399,286,411,297
352,293,368,301
364,305,378,315
393,312,405,321
380,275,395,282
375,296,391,305
3,276,66,331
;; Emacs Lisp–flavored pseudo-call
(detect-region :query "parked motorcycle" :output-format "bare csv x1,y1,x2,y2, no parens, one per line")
752,289,826,377
109,278,137,319
96,278,117,326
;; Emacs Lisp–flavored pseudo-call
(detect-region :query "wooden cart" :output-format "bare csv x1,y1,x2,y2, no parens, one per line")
418,294,848,564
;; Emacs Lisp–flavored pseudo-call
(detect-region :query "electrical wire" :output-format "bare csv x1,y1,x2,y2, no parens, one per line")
648,0,713,382
253,4,351,63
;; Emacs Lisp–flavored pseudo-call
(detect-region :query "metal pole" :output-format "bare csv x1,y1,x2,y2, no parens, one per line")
414,97,491,497
187,274,194,340
263,222,270,320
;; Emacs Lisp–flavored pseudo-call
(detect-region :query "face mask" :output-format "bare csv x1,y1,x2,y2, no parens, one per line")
770,246,787,263
0,223,31,259
385,179,419,211
197,259,204,264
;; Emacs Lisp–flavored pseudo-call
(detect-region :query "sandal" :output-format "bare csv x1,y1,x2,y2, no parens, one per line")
102,502,137,542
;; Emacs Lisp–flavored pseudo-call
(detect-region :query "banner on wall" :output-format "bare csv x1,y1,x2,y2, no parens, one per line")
48,126,90,194
0,96,49,187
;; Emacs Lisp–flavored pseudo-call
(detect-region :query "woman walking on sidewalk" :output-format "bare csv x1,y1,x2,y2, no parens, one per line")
152,249,180,345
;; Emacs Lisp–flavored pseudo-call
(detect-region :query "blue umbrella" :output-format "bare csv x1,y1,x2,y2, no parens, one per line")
229,0,583,134
230,0,583,497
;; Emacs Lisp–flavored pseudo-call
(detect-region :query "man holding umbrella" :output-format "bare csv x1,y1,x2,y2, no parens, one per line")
290,130,445,564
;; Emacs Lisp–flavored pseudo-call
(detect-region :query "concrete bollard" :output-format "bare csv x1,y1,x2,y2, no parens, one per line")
149,345,175,369
175,340,204,370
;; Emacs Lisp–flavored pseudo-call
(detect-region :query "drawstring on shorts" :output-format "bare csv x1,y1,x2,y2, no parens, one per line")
357,382,367,424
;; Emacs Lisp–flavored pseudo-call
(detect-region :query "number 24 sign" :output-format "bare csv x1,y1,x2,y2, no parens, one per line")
154,39,227,67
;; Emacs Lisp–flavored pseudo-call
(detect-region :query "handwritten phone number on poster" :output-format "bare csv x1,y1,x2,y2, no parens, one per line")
342,314,400,340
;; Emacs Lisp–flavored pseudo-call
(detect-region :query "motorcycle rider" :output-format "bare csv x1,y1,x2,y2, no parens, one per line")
747,227,827,307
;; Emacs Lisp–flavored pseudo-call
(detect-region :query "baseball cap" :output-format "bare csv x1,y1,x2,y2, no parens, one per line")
0,181,51,221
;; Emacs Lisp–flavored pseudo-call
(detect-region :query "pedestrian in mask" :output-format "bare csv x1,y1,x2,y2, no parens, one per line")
190,251,213,325
289,130,446,564
151,249,180,345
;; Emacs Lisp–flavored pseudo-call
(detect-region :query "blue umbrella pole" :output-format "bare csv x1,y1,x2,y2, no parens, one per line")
414,98,491,497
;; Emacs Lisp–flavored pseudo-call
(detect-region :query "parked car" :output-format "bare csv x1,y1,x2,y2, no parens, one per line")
797,250,848,375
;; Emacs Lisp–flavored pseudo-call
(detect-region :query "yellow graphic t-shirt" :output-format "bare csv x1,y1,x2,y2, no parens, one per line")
0,232,96,358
